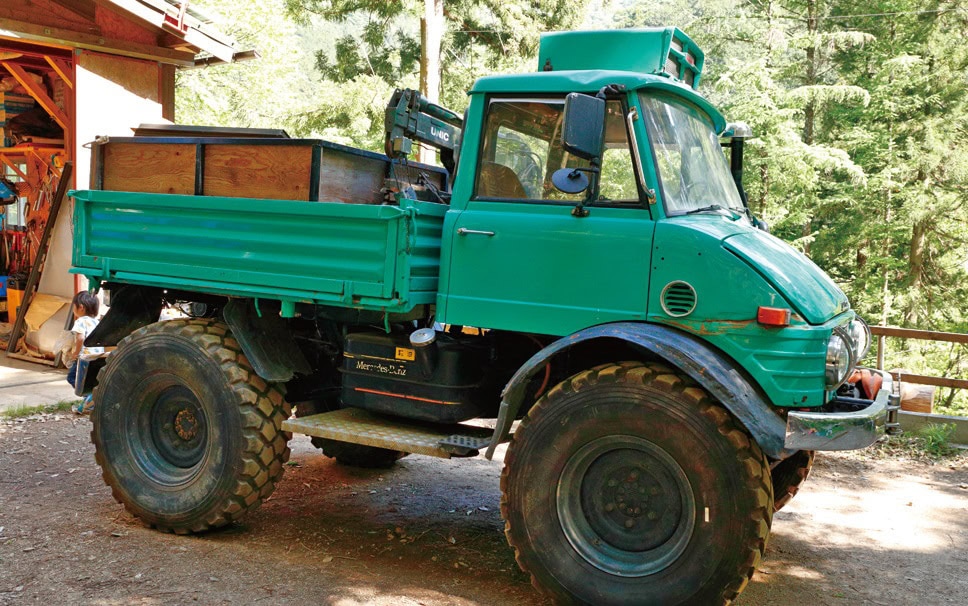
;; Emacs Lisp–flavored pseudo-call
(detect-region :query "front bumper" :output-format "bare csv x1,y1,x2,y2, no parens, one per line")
784,369,894,451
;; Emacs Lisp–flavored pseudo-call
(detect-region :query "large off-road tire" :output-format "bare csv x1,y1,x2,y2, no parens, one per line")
295,399,406,469
771,450,815,512
501,362,773,606
90,318,291,534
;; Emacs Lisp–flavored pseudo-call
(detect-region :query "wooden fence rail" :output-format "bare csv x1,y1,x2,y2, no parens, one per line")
870,325,968,390
870,326,968,444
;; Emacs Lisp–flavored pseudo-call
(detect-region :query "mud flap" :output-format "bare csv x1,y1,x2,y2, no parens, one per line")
222,298,311,382
85,285,163,347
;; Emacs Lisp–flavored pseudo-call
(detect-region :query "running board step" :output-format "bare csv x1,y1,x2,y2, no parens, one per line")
282,407,497,459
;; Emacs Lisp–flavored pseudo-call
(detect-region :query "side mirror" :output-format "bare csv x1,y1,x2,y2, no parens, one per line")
561,93,605,161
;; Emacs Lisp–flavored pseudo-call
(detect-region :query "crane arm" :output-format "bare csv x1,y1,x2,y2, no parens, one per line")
384,89,463,176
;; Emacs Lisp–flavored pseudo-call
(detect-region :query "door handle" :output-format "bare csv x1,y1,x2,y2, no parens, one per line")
457,228,495,237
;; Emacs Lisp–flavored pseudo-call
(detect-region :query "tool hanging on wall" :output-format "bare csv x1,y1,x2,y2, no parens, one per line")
4,231,26,275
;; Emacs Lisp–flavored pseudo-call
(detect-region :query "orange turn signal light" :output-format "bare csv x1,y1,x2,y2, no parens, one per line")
757,306,791,327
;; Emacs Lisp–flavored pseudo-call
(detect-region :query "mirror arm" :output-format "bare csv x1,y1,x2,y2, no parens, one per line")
596,83,627,99
571,165,601,217
729,137,753,219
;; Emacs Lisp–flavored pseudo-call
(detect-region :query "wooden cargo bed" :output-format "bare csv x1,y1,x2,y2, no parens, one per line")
74,129,450,314
90,134,449,204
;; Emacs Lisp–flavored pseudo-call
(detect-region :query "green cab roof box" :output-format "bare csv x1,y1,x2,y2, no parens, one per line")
537,27,705,90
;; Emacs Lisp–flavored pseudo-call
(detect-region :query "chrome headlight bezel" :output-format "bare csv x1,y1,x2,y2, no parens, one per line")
848,316,871,361
825,326,856,389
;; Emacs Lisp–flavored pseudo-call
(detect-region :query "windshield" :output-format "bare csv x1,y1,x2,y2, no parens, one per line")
639,94,745,215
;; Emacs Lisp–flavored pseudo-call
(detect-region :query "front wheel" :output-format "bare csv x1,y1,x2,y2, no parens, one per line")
771,450,815,512
91,319,291,534
501,362,773,605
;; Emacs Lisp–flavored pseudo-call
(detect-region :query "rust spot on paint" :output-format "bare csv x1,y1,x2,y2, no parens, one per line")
662,319,755,336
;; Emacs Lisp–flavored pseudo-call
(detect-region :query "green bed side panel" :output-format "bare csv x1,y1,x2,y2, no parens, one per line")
70,190,445,312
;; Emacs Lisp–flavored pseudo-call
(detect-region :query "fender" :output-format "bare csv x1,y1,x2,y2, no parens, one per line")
486,322,792,460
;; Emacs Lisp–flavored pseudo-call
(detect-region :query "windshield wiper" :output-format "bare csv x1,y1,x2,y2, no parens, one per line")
684,204,742,219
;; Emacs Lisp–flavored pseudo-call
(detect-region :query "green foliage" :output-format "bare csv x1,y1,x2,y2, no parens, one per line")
289,74,397,150
1,400,77,419
175,0,318,129
916,423,958,457
871,423,965,462
283,0,589,149
301,4,421,83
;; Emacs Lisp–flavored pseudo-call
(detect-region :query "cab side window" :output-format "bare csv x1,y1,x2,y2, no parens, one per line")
474,97,639,203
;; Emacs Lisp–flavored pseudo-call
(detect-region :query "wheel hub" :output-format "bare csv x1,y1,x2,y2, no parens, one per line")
583,452,682,552
147,384,207,471
558,436,695,577
174,409,199,441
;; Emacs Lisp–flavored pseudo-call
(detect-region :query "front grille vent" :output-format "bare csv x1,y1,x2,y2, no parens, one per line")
661,281,697,317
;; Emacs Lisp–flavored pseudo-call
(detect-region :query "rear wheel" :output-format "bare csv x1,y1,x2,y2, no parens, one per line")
771,450,816,512
91,319,291,534
295,399,406,468
501,362,773,605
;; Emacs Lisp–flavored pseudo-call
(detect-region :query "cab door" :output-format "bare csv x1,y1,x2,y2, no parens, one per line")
440,96,655,336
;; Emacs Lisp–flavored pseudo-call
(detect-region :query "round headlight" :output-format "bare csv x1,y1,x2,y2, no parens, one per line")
825,329,855,389
848,317,871,361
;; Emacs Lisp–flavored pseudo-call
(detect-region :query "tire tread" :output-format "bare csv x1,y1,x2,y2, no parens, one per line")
500,361,773,606
91,318,291,534
771,450,815,512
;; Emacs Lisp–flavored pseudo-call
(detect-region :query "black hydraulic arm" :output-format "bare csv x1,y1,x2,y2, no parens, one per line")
384,89,463,175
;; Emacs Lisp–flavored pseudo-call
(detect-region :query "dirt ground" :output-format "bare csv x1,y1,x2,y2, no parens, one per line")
1,412,966,606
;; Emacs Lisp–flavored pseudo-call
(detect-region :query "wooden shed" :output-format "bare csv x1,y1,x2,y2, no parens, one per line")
0,0,246,362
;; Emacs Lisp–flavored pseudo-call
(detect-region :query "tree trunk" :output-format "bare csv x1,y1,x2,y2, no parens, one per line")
880,200,892,327
904,219,928,325
419,0,444,164
759,162,769,216
802,0,819,145
879,19,898,328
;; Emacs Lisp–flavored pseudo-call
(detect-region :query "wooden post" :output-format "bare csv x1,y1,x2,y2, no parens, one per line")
5,162,73,355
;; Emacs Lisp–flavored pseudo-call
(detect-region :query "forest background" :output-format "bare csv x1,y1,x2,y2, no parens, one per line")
176,0,968,416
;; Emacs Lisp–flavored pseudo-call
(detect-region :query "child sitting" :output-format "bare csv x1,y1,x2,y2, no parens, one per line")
66,291,103,414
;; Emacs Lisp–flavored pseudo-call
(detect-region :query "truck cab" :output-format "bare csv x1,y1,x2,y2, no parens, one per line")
441,28,867,416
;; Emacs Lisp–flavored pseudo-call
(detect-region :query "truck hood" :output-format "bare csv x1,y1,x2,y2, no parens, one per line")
723,230,848,324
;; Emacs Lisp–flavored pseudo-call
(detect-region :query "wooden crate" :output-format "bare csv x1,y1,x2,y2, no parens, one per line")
91,135,448,204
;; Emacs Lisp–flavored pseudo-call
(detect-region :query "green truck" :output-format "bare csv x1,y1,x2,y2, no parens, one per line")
71,28,895,605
